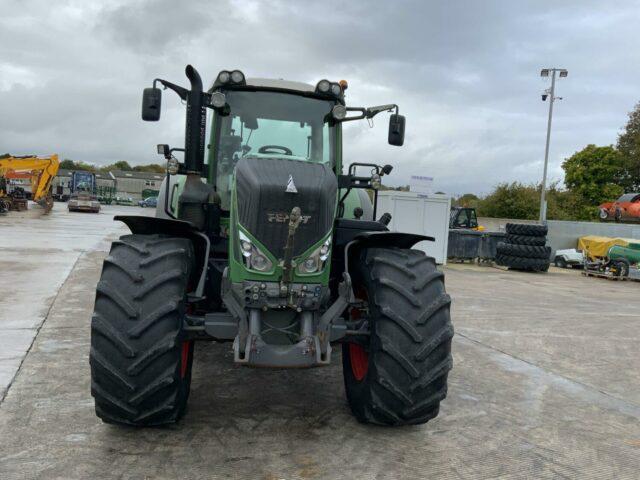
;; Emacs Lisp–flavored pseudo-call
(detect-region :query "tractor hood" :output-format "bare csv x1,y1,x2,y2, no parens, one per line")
234,157,337,259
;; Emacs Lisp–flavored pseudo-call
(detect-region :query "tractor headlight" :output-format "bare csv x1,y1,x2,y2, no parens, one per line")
218,71,231,84
250,253,270,272
231,70,245,84
371,173,381,189
210,92,226,108
316,79,342,98
316,79,331,93
332,105,347,121
319,241,330,261
297,237,331,275
240,240,252,256
301,257,318,273
238,231,273,272
167,157,179,175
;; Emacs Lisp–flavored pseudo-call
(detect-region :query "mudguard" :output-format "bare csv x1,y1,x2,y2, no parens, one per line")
114,215,210,299
344,231,435,275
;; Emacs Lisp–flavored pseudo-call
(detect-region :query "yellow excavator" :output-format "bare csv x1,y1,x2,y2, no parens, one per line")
0,154,60,214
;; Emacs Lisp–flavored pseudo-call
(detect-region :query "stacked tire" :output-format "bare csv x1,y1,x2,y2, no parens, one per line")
496,223,551,272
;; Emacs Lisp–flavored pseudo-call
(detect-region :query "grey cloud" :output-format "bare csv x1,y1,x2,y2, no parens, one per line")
1,0,640,195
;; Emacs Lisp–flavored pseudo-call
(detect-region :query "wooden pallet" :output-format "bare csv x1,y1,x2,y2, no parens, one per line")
582,270,640,282
490,263,510,271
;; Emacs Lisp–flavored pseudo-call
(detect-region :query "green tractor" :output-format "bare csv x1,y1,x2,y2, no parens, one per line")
90,65,453,427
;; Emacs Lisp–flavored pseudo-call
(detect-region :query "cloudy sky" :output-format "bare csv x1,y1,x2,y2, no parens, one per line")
1,0,639,195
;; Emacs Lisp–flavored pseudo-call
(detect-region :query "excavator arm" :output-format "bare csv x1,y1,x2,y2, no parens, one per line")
0,155,60,212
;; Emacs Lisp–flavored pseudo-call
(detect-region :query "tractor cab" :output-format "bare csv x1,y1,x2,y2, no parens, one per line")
209,79,339,211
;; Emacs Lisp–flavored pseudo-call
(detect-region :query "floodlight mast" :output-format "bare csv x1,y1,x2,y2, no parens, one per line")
539,67,568,223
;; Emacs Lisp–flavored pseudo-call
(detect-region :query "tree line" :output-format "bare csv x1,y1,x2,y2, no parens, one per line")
58,159,166,174
456,101,640,221
0,155,165,174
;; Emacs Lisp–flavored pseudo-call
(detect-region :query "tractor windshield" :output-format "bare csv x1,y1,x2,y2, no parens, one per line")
214,90,336,209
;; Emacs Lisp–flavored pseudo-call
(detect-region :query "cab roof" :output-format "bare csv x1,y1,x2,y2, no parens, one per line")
245,78,315,93
209,77,315,94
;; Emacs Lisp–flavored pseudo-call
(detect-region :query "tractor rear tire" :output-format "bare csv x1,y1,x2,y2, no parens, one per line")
505,223,548,236
342,248,453,426
496,253,549,271
90,234,195,426
497,243,551,259
505,234,546,246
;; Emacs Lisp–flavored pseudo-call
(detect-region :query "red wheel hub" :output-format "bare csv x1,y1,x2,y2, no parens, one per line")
180,341,191,378
349,343,369,381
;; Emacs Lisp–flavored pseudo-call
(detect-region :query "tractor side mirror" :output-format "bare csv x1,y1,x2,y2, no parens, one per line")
388,114,405,146
142,87,162,121
157,144,171,159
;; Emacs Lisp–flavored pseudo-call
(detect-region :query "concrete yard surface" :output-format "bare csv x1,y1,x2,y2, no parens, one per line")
0,203,152,401
1,206,640,479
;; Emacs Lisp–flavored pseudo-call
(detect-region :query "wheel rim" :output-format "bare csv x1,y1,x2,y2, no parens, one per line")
180,341,191,378
349,343,369,381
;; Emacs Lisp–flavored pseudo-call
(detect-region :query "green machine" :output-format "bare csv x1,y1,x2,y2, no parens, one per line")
90,66,453,427
609,242,640,265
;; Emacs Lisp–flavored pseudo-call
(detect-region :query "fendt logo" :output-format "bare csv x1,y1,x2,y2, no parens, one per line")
285,174,298,193
267,212,312,224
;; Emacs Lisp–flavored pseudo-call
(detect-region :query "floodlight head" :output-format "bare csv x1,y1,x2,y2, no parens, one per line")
540,69,550,77
559,69,568,77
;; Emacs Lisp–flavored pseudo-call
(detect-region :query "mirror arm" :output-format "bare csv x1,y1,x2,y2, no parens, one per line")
154,78,226,113
365,104,398,119
153,78,189,101
335,105,399,123
336,107,367,123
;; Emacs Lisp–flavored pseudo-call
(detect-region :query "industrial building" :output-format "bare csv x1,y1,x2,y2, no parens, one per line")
109,170,164,200
51,169,164,201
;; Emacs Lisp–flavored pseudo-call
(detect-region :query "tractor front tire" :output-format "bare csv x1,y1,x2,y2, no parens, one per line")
90,234,195,426
342,248,453,426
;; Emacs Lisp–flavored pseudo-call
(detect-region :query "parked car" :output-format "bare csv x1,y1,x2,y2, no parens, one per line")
138,196,158,208
553,248,584,268
599,193,640,222
114,196,134,206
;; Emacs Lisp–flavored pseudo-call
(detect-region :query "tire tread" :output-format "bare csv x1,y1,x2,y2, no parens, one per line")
90,234,194,426
343,248,453,426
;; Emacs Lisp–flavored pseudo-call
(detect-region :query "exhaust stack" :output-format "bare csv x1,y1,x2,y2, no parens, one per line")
183,65,206,174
